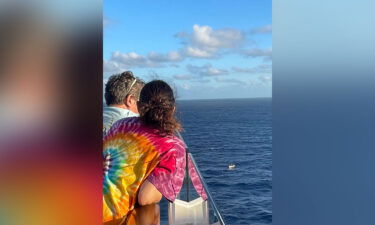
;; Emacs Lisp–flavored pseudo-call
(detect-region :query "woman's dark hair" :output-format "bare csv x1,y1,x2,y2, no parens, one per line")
138,80,182,136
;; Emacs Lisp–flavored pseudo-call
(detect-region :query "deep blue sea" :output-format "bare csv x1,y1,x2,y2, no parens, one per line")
170,98,272,225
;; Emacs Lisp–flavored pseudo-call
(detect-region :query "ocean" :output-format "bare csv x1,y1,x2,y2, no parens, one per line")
160,98,272,225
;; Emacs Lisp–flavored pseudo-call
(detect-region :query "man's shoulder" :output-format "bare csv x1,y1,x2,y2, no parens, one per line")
103,106,133,117
103,106,139,126
103,106,140,136
103,107,123,121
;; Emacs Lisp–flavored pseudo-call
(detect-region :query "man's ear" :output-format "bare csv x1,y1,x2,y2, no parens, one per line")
124,95,132,107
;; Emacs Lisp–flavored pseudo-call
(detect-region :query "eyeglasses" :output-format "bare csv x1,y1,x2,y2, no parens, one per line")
127,77,137,94
127,77,139,100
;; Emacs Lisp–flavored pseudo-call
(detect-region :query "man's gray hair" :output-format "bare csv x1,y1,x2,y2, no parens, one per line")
104,71,145,106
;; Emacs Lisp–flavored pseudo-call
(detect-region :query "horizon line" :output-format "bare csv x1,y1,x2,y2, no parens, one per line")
176,96,272,101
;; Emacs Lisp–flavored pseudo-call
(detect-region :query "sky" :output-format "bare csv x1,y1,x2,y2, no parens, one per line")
104,0,272,100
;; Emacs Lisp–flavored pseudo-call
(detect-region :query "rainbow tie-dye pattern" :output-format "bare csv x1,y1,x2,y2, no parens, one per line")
102,117,185,223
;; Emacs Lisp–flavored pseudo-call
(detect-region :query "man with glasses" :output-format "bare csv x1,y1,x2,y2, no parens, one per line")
103,71,145,136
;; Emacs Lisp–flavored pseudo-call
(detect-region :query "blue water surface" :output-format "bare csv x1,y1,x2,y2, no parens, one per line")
164,98,272,225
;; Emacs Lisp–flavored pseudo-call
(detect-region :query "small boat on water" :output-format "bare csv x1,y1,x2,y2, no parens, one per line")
228,163,236,170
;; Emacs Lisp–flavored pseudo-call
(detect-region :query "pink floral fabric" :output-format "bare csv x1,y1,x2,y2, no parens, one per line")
147,140,208,201
188,154,208,200
147,138,186,202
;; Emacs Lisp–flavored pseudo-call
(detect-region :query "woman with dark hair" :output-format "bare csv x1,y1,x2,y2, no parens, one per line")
103,80,186,224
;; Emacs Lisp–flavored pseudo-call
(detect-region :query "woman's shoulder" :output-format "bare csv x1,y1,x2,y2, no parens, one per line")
166,135,185,146
116,116,140,126
106,117,141,135
157,134,186,154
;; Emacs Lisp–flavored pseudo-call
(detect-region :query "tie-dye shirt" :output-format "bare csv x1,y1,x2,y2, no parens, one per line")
103,107,139,136
103,117,186,223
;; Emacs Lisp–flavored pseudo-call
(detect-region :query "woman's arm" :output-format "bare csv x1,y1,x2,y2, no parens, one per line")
138,180,162,206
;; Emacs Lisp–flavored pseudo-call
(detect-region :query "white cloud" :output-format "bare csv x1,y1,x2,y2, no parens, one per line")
191,25,244,48
250,25,272,34
191,79,211,83
103,24,271,75
173,74,195,80
104,50,184,73
185,46,213,58
243,48,272,57
259,74,272,83
109,51,155,68
170,63,180,68
103,60,120,73
242,48,272,61
215,77,246,85
232,66,257,74
181,83,191,90
147,51,183,63
178,24,246,58
186,63,229,76
145,70,178,88
232,64,272,74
